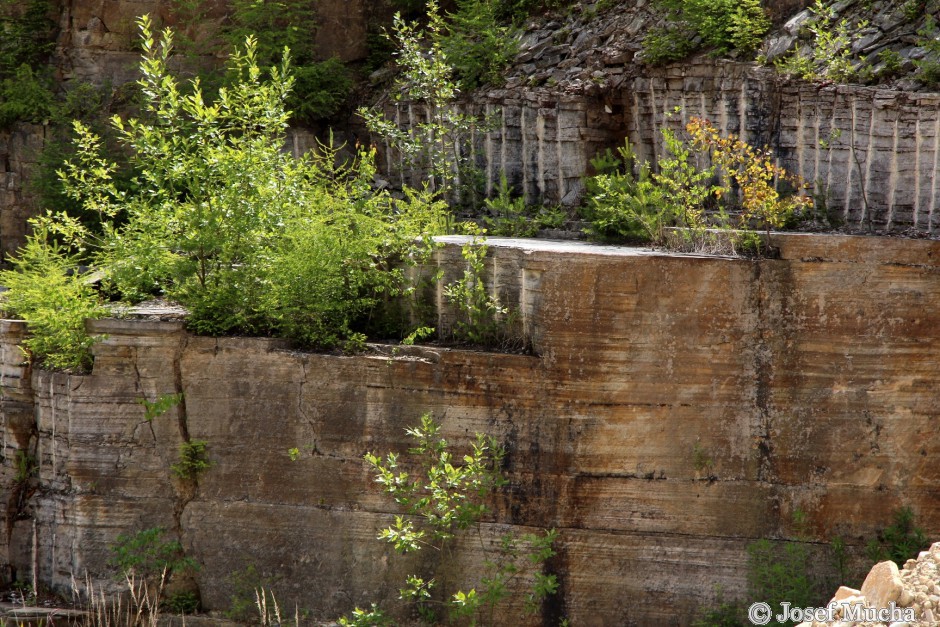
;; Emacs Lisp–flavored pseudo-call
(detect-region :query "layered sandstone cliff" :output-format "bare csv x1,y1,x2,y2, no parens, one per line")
0,234,937,624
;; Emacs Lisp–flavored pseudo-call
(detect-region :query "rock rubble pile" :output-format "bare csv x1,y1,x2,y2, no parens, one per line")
501,0,938,95
798,542,940,627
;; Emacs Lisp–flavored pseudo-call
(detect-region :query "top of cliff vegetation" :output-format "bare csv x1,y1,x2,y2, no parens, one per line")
478,0,940,97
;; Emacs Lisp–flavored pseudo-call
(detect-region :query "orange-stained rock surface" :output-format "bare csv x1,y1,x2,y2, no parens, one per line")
1,234,938,625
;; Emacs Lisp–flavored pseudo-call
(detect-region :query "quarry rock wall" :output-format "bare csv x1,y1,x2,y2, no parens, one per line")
4,0,940,258
0,234,938,625
621,63,940,234
391,62,940,235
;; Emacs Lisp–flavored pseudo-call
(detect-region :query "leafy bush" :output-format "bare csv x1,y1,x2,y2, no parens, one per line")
747,539,819,625
138,393,184,422
774,0,866,82
110,527,199,581
171,440,212,479
582,139,672,242
865,506,928,569
484,183,534,235
876,48,904,80
644,0,769,64
440,0,520,90
261,168,446,347
165,591,200,614
442,238,518,347
343,414,558,625
581,131,719,245
745,510,830,626
13,450,37,485
46,16,446,349
582,118,811,252
289,58,352,123
361,2,492,200
914,16,940,87
482,175,564,236
0,64,55,127
0,216,105,371
641,25,698,65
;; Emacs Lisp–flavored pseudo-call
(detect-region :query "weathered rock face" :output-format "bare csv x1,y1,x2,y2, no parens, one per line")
382,0,940,234
0,125,48,259
54,0,371,85
621,67,940,234
392,72,940,233
1,234,938,625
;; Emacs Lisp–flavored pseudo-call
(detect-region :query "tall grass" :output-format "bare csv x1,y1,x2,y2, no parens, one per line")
71,571,164,627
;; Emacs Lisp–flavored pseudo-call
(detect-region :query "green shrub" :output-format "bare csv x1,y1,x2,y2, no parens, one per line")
744,511,827,626
914,16,940,87
483,175,534,236
581,132,718,244
138,393,184,422
171,439,212,479
0,216,105,371
47,17,446,348
360,2,493,199
641,25,698,65
443,237,524,348
110,527,199,580
289,58,352,122
0,0,56,76
261,153,446,348
876,48,904,80
747,539,819,624
644,0,769,64
440,0,520,90
0,64,55,128
582,118,810,252
724,0,771,53
13,450,37,485
166,590,200,614
774,1,866,82
582,138,671,242
865,506,928,569
348,413,558,625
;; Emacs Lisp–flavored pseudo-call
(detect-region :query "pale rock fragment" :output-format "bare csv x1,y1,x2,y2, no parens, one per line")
833,586,861,601
861,560,903,608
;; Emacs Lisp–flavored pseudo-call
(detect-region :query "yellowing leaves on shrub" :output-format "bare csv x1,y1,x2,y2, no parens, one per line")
686,116,812,237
